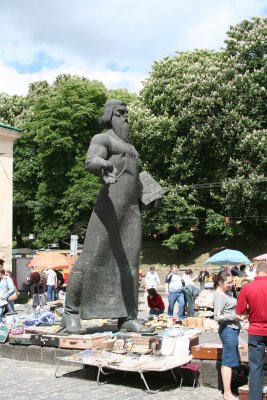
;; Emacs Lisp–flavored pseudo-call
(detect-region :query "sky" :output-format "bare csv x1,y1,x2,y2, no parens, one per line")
0,0,266,96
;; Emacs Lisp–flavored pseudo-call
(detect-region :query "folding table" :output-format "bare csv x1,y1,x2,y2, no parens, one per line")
55,349,192,394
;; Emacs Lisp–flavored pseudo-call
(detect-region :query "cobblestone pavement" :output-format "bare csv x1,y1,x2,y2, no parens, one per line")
1,358,223,400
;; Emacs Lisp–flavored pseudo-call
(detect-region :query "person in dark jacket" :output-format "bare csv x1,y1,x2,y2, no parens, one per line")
231,265,239,277
27,267,40,297
238,264,247,277
198,266,209,291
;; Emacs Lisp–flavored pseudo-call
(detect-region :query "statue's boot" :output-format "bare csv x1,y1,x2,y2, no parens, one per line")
118,317,154,333
61,269,85,334
61,313,86,334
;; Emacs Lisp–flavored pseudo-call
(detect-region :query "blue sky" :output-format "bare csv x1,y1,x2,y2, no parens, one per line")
0,0,266,95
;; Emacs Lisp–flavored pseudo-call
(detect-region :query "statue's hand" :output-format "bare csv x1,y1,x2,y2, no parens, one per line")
101,163,117,185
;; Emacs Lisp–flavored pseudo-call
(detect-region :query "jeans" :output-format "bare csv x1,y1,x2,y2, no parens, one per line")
168,291,185,318
0,306,5,321
47,285,55,302
219,325,240,367
149,308,164,316
183,285,200,317
7,301,14,313
30,283,39,297
248,334,267,400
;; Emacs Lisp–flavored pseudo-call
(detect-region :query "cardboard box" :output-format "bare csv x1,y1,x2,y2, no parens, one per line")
238,384,267,400
191,343,223,360
238,346,267,363
182,317,203,328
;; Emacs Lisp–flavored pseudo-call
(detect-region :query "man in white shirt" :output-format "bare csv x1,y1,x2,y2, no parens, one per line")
145,267,160,290
245,263,256,280
165,264,185,318
45,269,57,302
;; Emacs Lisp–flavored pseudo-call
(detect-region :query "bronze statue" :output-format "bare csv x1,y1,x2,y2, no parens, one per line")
62,100,164,333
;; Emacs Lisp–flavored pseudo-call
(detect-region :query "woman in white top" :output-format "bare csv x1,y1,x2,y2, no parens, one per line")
0,268,14,321
145,267,160,290
181,269,198,286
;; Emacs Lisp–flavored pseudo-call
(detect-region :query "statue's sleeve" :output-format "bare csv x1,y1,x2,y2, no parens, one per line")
138,171,166,206
85,134,112,177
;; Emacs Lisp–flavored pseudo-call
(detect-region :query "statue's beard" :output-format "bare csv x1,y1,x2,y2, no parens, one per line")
112,117,130,142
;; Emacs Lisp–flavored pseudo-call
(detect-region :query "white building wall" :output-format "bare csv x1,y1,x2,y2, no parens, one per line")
0,128,21,269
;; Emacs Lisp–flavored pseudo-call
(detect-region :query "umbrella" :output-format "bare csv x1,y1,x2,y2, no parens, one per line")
65,255,75,266
204,249,251,265
27,252,71,271
253,253,267,261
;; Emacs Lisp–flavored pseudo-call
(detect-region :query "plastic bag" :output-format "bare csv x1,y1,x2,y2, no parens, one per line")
173,336,190,357
23,311,55,327
161,335,176,355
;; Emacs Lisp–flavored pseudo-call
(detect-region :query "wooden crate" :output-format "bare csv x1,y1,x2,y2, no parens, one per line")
9,334,60,347
191,343,222,360
182,317,203,328
189,335,199,350
59,333,112,349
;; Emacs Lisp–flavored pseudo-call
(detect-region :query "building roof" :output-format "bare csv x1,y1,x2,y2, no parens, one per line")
0,121,22,133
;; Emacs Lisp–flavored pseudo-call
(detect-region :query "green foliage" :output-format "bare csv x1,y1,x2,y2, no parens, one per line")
0,93,26,126
1,17,266,252
12,75,108,247
108,88,137,105
205,209,230,237
131,16,267,250
163,231,195,251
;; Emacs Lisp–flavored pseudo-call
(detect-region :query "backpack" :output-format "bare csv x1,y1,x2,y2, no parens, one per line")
40,272,47,285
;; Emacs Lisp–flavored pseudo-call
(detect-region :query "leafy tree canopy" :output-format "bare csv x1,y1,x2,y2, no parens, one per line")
12,75,109,247
130,16,267,250
1,17,266,251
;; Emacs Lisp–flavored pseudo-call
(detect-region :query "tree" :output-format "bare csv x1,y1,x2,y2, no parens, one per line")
130,17,267,250
7,17,267,250
220,17,267,239
12,75,108,247
108,88,137,105
0,93,26,126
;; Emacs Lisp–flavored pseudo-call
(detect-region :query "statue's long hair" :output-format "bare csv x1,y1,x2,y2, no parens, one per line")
99,100,126,129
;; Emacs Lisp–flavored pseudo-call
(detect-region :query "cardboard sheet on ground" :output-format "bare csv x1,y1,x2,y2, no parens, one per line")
0,323,9,343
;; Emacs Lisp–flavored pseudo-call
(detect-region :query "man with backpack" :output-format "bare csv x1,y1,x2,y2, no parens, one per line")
27,267,40,297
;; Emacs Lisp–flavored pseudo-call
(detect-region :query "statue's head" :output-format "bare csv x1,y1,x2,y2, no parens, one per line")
99,100,127,129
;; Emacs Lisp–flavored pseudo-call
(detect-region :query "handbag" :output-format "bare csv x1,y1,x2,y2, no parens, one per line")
8,289,19,301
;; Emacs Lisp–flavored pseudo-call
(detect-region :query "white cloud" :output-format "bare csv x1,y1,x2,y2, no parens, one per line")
0,0,266,95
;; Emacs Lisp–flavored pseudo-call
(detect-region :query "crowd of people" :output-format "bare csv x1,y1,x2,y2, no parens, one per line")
1,251,266,399
214,261,267,400
144,261,267,400
0,255,66,321
26,267,65,301
144,264,210,319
